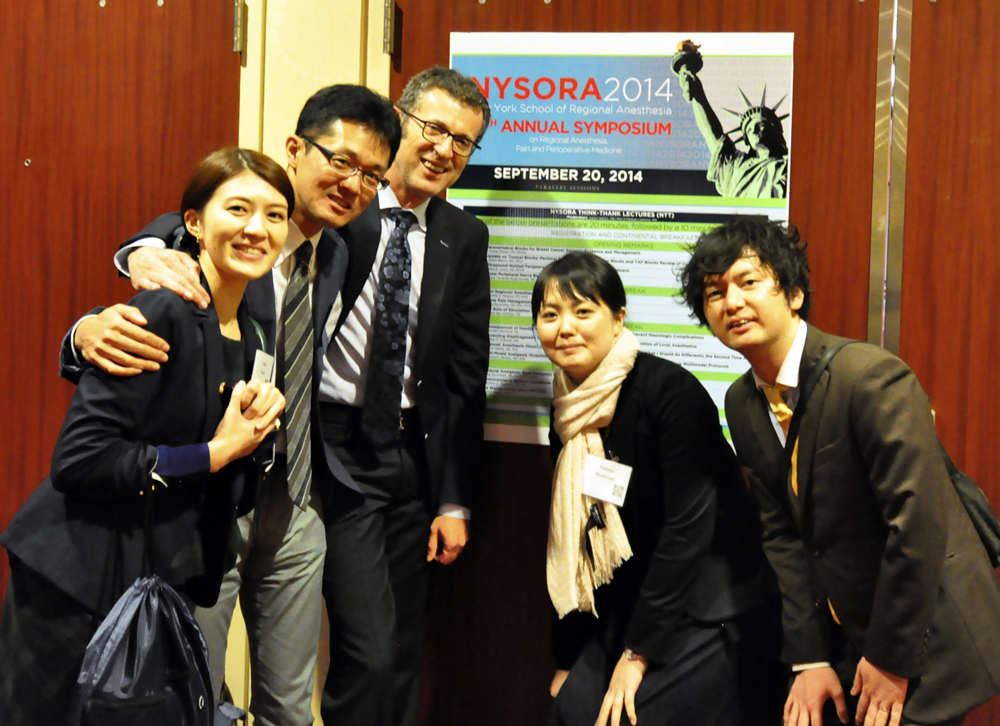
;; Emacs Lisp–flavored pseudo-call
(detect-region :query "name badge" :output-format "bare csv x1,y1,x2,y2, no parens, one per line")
582,454,632,507
251,350,275,383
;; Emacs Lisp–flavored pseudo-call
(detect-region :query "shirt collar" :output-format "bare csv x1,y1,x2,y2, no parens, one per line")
753,319,808,390
276,218,323,265
377,186,429,231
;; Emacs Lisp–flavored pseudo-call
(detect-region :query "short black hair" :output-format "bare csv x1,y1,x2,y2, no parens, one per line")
531,251,627,322
679,217,811,326
295,84,402,167
398,66,492,143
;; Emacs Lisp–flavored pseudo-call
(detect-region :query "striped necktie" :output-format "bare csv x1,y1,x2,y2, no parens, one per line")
762,383,799,496
361,208,417,449
281,240,313,509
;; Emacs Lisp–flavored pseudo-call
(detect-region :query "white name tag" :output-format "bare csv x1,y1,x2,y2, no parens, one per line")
582,454,633,507
251,350,275,383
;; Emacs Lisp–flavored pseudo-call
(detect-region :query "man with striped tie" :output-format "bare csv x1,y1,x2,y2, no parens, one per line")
679,217,1000,726
61,85,402,726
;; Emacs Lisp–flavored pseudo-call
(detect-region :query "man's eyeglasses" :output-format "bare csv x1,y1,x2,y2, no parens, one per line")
300,136,389,191
399,109,481,157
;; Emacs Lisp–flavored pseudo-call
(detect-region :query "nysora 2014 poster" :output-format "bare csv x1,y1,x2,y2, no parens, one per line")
449,32,793,443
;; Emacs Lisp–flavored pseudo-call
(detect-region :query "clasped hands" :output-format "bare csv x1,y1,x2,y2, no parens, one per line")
784,658,907,726
208,380,284,472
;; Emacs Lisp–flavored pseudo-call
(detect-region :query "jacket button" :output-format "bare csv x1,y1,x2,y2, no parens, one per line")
812,549,821,558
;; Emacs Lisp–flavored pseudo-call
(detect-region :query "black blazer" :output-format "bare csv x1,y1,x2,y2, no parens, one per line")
338,197,491,511
84,213,366,519
551,353,776,667
725,325,1000,723
4,290,263,615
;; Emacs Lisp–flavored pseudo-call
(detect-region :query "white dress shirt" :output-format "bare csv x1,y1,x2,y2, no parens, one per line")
752,319,807,444
321,186,427,409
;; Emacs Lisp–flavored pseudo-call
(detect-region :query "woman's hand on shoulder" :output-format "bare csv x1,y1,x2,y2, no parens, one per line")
596,651,647,726
208,380,285,471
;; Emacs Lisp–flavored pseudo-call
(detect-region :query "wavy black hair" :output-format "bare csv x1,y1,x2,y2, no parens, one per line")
679,217,811,325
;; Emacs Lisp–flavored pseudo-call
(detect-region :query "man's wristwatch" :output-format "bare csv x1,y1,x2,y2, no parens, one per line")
623,648,647,666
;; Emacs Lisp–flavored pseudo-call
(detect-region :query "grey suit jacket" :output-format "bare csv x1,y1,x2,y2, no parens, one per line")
725,325,1000,723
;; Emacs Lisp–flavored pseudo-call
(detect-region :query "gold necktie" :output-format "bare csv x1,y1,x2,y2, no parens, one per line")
762,384,799,496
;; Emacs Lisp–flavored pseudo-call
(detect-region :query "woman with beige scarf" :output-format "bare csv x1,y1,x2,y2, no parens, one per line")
534,252,783,726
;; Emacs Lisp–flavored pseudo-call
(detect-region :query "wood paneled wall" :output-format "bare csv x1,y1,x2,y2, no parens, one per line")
387,2,884,723
0,1,240,602
901,2,998,492
900,7,1000,722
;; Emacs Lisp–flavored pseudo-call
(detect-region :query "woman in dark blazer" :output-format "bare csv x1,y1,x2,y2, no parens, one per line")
0,148,291,726
533,251,782,726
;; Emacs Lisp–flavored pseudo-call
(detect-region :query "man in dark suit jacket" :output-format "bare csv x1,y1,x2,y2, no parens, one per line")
313,67,491,726
63,85,402,726
678,218,1000,726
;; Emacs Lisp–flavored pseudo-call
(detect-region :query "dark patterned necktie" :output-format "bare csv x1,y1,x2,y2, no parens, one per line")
281,240,313,509
361,209,417,449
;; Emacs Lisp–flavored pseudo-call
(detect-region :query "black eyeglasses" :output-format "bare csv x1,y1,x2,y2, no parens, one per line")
399,109,481,157
300,136,389,191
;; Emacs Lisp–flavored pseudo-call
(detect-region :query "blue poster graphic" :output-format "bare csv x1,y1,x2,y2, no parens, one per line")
448,33,793,444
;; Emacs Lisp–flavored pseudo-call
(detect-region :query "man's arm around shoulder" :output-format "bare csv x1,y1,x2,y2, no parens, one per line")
62,212,202,381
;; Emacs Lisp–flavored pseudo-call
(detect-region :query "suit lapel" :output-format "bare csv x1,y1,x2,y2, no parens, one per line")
193,302,224,443
743,377,790,503
747,384,784,469
315,227,347,347
337,198,382,329
237,299,261,371
794,327,834,519
417,198,451,369
244,274,277,352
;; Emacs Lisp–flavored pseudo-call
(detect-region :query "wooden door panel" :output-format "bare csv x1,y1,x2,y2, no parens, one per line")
0,0,240,602
900,5,1000,723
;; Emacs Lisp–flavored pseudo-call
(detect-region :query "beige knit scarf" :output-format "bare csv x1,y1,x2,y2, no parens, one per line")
547,328,639,618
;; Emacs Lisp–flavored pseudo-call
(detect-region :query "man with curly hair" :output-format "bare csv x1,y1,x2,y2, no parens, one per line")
679,218,1000,726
